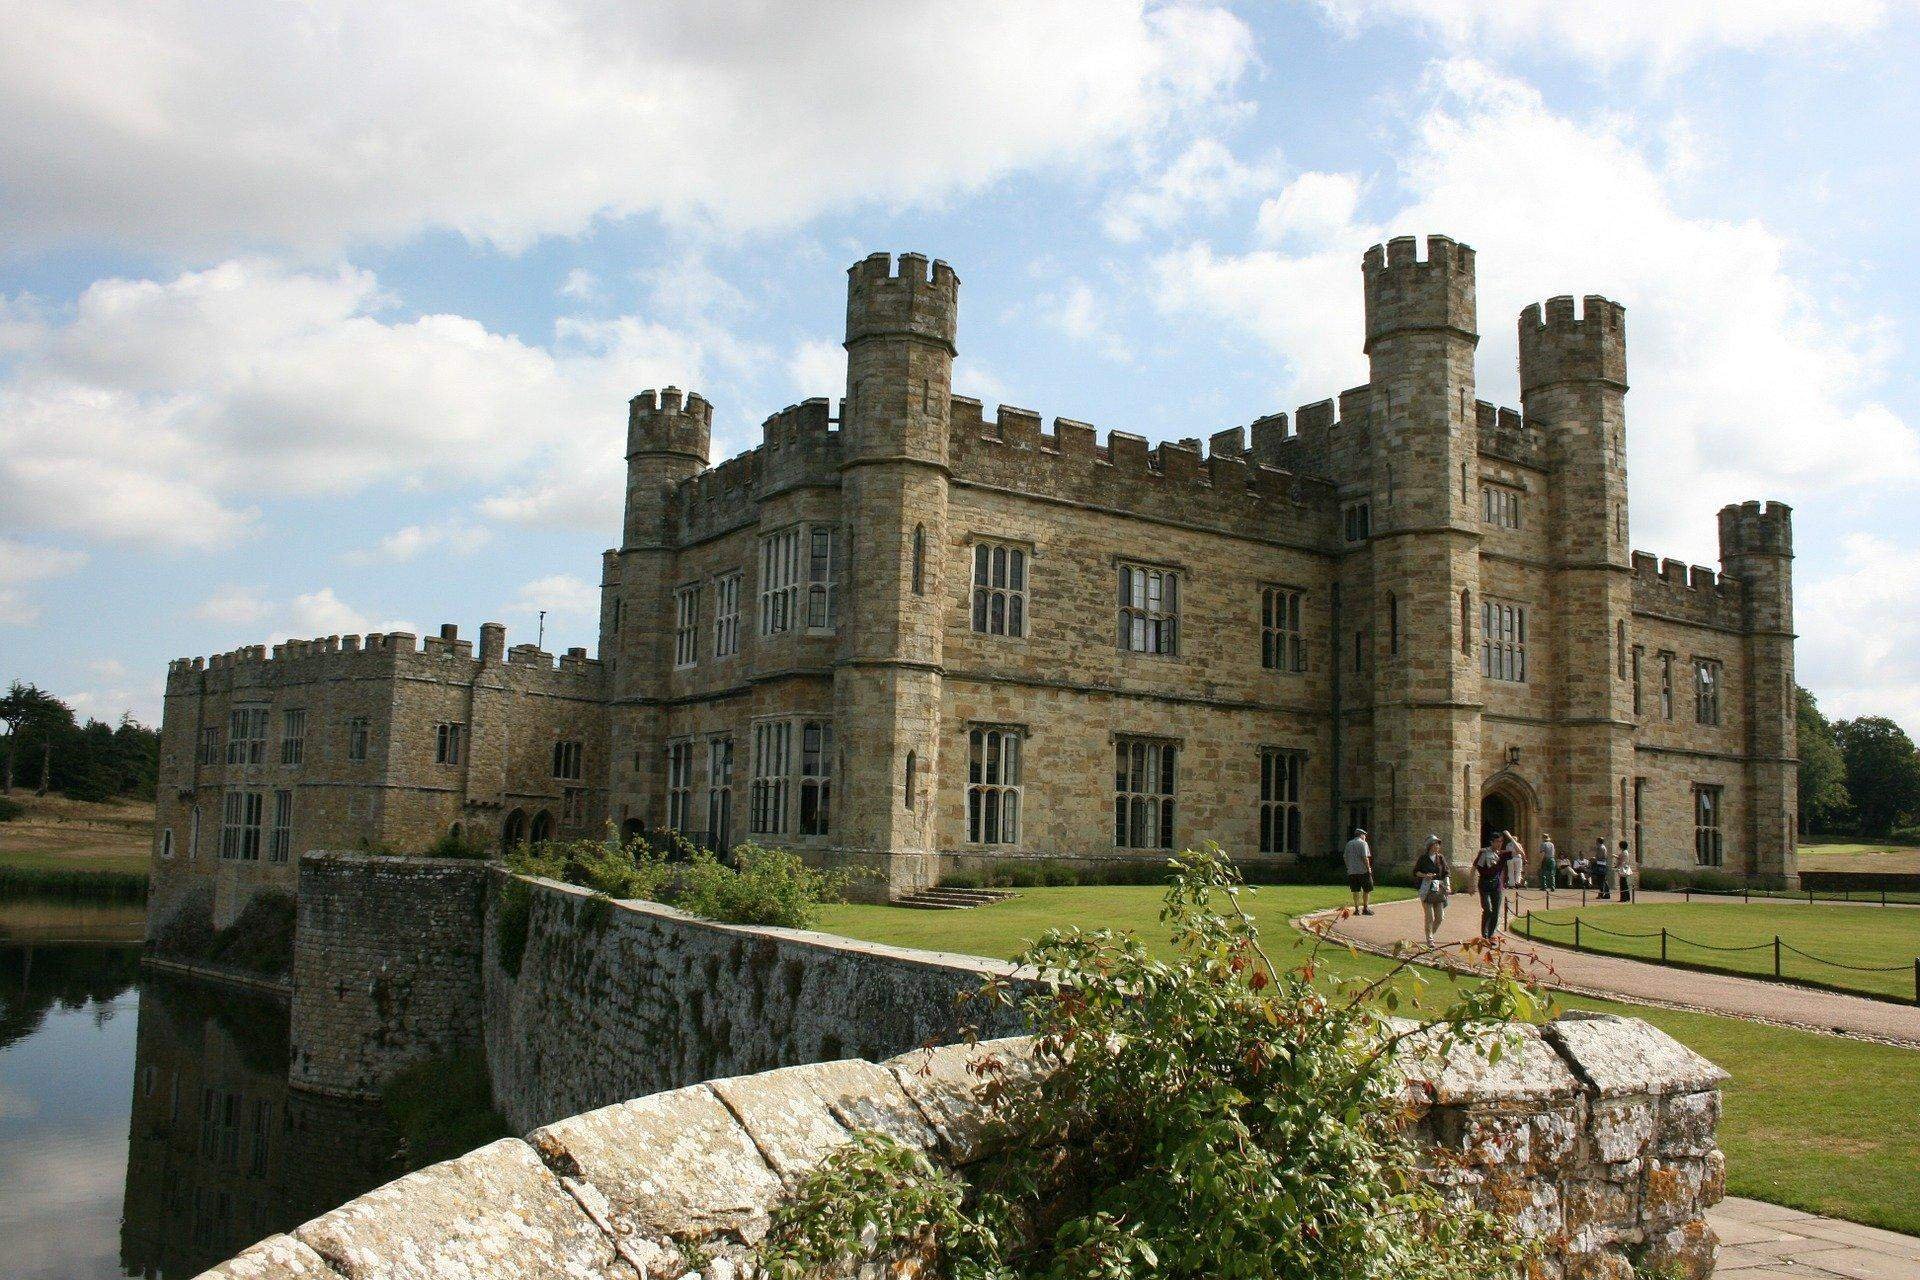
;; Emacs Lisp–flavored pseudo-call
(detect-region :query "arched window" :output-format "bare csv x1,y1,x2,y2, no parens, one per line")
502,808,527,851
904,751,917,808
530,810,553,843
911,525,926,595
1459,590,1472,656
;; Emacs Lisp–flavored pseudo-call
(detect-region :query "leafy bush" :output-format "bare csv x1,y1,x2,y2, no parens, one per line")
152,897,218,960
208,891,297,976
764,845,1539,1280
0,795,23,822
673,843,848,929
423,828,491,860
504,832,675,901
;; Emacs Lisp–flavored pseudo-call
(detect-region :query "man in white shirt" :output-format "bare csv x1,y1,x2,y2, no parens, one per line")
1344,828,1375,916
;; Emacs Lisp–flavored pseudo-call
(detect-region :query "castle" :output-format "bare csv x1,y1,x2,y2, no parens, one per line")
151,236,1797,921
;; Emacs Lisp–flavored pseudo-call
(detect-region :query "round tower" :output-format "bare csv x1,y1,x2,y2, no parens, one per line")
833,253,958,898
1719,500,1798,885
622,387,712,550
1520,296,1634,859
1359,235,1483,871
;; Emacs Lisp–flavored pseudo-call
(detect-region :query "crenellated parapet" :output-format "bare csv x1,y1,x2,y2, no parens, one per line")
1519,295,1627,392
1476,400,1543,468
627,386,712,465
845,251,959,351
948,395,1334,545
167,623,605,695
1362,234,1476,350
1631,552,1746,628
1718,500,1792,560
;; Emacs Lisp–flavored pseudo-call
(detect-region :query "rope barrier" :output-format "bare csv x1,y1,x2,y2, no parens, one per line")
1514,908,1920,1003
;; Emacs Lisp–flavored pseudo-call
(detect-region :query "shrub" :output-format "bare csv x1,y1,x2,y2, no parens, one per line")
1038,862,1079,887
504,832,674,901
209,891,297,976
673,843,848,929
152,897,217,960
0,796,22,822
763,845,1540,1280
941,870,985,890
423,829,491,860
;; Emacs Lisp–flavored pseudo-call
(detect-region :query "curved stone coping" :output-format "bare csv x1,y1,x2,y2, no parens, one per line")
196,1015,1727,1279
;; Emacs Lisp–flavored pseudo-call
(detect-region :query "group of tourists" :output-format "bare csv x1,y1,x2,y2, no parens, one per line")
1341,825,1639,948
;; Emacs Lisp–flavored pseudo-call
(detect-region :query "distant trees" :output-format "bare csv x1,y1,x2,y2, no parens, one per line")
1796,687,1850,834
0,681,158,801
1832,714,1920,838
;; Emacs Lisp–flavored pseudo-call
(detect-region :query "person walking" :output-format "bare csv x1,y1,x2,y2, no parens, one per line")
1616,839,1634,903
1538,834,1558,892
1413,835,1450,946
1501,831,1527,889
1471,838,1508,940
1344,827,1375,915
1593,837,1612,900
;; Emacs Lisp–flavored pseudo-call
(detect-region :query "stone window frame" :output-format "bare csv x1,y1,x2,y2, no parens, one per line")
1116,559,1180,657
279,708,307,766
1631,646,1644,717
1480,598,1528,684
1342,500,1371,544
553,739,584,781
1659,651,1675,721
665,738,695,835
268,788,293,864
749,718,794,837
970,538,1030,639
1693,657,1722,727
674,582,701,669
798,718,834,836
706,735,734,851
1260,746,1306,856
434,722,464,766
220,789,263,861
159,827,175,860
965,723,1024,847
1481,482,1522,530
758,526,802,636
1261,584,1307,674
347,716,371,762
1345,798,1373,842
198,725,221,767
713,571,742,659
1693,784,1724,867
1114,734,1178,850
805,525,838,632
226,706,268,766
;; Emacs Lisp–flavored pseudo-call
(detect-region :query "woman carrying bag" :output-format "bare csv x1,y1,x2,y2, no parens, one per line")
1413,835,1451,946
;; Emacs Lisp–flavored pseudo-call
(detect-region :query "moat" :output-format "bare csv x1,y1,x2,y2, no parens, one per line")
0,900,395,1280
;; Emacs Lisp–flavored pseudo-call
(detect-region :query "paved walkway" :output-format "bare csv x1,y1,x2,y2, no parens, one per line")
1710,1197,1920,1278
1314,893,1920,1048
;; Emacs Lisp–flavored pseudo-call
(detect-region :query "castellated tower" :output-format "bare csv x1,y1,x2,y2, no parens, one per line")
1719,500,1798,882
1520,298,1635,853
1361,235,1484,870
833,253,957,895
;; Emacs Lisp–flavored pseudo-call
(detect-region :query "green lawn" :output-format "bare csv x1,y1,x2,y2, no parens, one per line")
1517,901,1920,1003
814,885,1920,1237
1798,838,1920,876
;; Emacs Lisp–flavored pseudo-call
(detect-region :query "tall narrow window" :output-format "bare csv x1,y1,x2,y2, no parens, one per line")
1631,647,1644,715
552,740,583,781
1352,628,1368,673
759,528,801,635
347,716,370,762
1693,785,1723,867
1117,563,1178,655
1343,501,1370,543
967,726,1023,845
1261,586,1306,673
435,722,464,765
609,596,623,637
160,828,175,860
1114,738,1176,849
798,720,832,835
226,708,267,765
1387,593,1399,655
713,571,742,658
220,791,263,861
1660,652,1675,720
1259,748,1304,856
1617,620,1628,678
1346,799,1373,840
706,737,734,851
674,584,700,668
1481,483,1521,529
1480,599,1528,683
1694,659,1722,725
971,542,1027,637
1633,777,1647,863
199,726,220,766
665,740,694,834
268,789,292,863
279,709,306,765
1460,590,1472,656
806,526,837,629
904,751,917,809
750,721,792,835
911,525,926,596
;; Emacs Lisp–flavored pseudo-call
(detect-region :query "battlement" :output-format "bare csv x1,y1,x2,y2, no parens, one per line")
1718,500,1792,559
1362,234,1477,348
949,394,1332,543
1630,551,1744,628
1476,399,1543,466
167,622,603,688
1518,295,1627,391
627,386,711,463
845,251,959,350
761,397,837,450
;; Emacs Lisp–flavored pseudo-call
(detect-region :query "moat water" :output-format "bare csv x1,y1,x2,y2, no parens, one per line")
0,899,398,1279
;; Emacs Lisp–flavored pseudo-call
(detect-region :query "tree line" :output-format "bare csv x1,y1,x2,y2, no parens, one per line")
1,682,159,803
1798,685,1920,840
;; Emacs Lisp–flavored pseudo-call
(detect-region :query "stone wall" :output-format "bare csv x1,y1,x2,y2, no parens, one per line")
288,853,490,1097
198,1014,1727,1280
483,874,1028,1133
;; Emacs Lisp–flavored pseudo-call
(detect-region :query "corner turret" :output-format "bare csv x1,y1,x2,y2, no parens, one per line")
1362,235,1476,351
1718,500,1793,561
845,252,959,352
1519,296,1626,392
627,386,712,467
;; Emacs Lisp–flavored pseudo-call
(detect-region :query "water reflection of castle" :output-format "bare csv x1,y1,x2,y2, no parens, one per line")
120,974,395,1278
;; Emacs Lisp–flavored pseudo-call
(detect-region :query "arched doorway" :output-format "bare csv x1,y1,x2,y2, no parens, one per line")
502,808,527,851
530,810,553,843
1479,771,1539,866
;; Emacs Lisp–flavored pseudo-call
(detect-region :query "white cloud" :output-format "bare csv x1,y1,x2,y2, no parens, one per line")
787,340,846,399
0,259,741,548
1313,0,1892,71
558,269,600,301
1101,137,1280,242
1255,171,1362,247
1039,281,1133,362
191,584,412,641
0,538,86,624
513,573,599,620
1,1,1252,254
349,520,493,565
1152,59,1917,559
1800,534,1920,731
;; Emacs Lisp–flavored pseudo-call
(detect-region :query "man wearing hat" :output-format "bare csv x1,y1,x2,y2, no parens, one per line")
1344,826,1375,915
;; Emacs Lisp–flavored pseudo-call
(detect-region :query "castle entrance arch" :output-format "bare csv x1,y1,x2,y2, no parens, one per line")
502,808,527,851
1479,771,1538,867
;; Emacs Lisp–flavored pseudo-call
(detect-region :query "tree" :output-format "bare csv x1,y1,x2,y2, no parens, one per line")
1796,687,1850,834
0,683,70,794
1833,716,1920,837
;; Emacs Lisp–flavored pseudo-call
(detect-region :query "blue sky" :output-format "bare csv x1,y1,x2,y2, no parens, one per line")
3,0,1918,730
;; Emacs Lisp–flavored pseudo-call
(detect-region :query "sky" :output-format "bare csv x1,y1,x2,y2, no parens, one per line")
2,0,1918,732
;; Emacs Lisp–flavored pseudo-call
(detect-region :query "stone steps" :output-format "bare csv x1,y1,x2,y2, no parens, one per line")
895,887,1019,910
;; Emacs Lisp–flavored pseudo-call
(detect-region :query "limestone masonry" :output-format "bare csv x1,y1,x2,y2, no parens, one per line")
153,235,1798,912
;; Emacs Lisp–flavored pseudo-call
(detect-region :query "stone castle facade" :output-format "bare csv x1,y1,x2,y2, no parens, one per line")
152,235,1797,918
